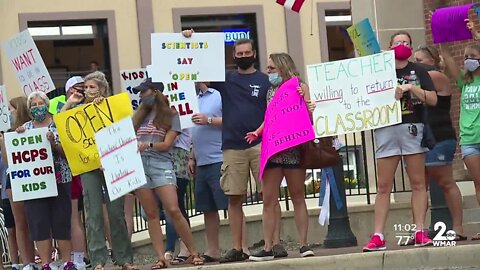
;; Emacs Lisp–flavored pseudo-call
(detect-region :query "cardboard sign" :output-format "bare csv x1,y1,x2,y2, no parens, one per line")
431,4,473,44
95,117,147,201
150,33,225,82
347,18,381,57
120,68,149,111
164,81,199,129
1,30,55,95
53,93,133,176
4,127,57,201
307,51,401,137
259,77,315,179
0,86,11,132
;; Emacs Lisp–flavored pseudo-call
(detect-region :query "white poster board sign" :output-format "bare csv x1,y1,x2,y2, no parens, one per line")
0,86,11,132
95,117,147,201
4,127,57,201
2,30,55,95
120,68,148,111
307,51,401,137
150,33,225,82
164,81,199,129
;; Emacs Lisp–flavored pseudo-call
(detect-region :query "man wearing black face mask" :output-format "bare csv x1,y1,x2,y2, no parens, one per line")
182,30,271,263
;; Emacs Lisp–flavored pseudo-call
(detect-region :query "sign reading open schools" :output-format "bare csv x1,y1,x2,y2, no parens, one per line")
4,127,57,202
1,30,55,95
53,93,133,176
164,81,199,129
307,51,401,137
347,18,381,57
120,68,148,110
0,85,11,132
149,33,225,82
95,117,147,201
259,77,315,179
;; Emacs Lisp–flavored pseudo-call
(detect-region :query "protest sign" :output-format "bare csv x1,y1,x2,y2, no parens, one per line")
4,127,57,201
150,33,225,82
431,4,473,44
259,77,315,179
2,30,55,95
53,93,133,176
120,68,148,110
164,81,199,129
347,18,381,57
95,117,147,201
0,86,11,132
307,51,400,137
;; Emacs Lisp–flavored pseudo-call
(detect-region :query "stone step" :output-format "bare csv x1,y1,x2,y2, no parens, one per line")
463,221,480,236
463,208,480,224
463,195,478,209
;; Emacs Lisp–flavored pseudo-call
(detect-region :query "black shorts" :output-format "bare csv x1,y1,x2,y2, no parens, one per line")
2,198,15,228
24,182,72,241
265,161,301,170
5,174,11,189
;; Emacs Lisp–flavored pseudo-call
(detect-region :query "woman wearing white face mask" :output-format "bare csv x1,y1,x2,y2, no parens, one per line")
441,40,480,240
245,53,316,261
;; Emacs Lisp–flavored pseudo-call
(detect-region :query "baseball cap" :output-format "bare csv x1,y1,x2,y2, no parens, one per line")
133,78,164,93
65,76,84,90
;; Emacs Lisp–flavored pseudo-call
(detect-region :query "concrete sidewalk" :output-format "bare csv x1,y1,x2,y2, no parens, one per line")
167,243,480,270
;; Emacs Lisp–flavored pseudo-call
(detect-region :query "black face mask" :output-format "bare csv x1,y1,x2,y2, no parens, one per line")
234,56,256,70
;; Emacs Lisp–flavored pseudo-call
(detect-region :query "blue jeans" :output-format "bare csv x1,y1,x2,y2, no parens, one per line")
140,177,190,252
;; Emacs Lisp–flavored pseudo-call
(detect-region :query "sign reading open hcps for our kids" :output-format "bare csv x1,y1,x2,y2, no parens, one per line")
150,33,225,82
307,51,401,137
4,127,57,202
53,93,133,176
95,117,147,201
1,30,55,95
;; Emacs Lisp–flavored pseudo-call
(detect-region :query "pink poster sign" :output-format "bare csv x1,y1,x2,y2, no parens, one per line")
431,4,473,44
259,77,315,179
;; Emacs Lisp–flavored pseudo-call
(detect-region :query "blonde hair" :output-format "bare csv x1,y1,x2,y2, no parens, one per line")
84,71,110,96
269,53,300,82
27,91,50,109
464,44,480,84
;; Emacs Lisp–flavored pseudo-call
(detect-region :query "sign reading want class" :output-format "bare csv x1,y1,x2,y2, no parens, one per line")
4,127,57,201
1,30,55,95
307,51,401,137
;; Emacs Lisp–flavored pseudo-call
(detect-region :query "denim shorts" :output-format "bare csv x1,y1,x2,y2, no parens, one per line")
425,139,457,166
141,155,176,189
461,144,480,159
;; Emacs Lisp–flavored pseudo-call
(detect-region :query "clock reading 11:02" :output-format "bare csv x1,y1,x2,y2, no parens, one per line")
393,224,417,232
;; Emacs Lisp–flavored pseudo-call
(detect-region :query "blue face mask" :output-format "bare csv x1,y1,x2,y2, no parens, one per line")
268,72,282,86
464,58,480,72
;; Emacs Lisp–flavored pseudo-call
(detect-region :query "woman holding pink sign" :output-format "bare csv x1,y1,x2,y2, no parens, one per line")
245,53,316,262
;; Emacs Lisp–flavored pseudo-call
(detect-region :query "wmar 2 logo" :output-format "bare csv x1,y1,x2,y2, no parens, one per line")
432,221,456,247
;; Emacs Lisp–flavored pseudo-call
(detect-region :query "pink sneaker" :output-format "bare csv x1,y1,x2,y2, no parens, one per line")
363,235,386,252
414,230,433,246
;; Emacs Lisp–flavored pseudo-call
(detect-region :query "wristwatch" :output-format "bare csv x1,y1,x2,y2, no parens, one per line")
207,117,212,125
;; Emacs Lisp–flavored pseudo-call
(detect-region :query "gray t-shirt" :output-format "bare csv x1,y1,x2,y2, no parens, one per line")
136,111,181,164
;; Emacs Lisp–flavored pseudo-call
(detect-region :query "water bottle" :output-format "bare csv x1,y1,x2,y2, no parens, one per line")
407,70,420,103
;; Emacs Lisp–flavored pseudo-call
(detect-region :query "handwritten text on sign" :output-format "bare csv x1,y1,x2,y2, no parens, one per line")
307,51,401,137
150,33,225,82
53,93,133,176
347,18,381,57
0,86,11,132
259,77,315,179
120,68,148,110
95,117,147,201
4,128,57,201
431,4,473,44
164,81,199,129
1,30,55,95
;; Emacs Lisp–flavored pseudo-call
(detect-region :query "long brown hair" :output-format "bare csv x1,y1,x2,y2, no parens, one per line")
464,44,480,84
9,96,30,130
269,53,300,82
132,90,175,131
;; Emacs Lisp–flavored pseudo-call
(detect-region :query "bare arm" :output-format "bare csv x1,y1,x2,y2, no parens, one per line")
439,44,462,81
151,130,179,152
429,70,453,96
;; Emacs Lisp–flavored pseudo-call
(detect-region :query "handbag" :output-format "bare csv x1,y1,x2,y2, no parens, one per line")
420,107,436,150
300,136,339,169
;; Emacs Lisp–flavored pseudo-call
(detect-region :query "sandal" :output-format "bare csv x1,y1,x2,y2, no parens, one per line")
164,251,174,261
472,233,480,240
122,263,139,270
455,234,468,241
200,254,220,262
151,260,167,270
170,255,192,265
192,254,204,266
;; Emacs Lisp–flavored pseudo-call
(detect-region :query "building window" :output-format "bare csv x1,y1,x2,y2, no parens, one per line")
325,9,354,61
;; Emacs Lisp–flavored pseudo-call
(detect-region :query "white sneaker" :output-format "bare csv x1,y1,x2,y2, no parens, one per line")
22,264,39,270
73,262,86,270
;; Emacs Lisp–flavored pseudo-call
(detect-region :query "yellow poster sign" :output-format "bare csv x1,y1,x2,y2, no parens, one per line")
53,93,133,176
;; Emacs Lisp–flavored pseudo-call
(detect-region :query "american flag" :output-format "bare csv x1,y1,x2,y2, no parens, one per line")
276,0,305,13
